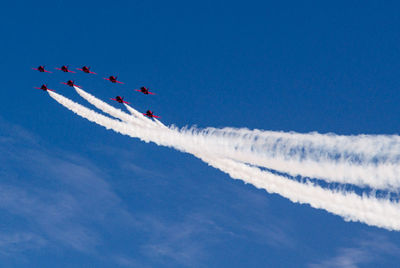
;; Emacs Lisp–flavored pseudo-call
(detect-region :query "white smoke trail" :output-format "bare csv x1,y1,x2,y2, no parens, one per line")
204,127,400,162
48,91,177,146
73,86,158,129
183,132,400,190
123,103,160,128
48,90,400,231
154,118,168,129
200,156,400,231
76,87,400,190
123,103,145,118
178,128,400,190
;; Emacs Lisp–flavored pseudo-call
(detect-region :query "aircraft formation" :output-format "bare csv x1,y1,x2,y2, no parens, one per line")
33,65,160,119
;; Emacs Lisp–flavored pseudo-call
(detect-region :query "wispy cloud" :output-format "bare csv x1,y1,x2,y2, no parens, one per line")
0,232,46,256
139,198,295,266
197,181,296,250
0,118,135,255
113,255,148,268
88,143,166,179
0,167,101,253
140,213,219,266
308,233,400,268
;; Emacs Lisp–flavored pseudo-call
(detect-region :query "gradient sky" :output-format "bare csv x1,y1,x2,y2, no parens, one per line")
1,1,400,267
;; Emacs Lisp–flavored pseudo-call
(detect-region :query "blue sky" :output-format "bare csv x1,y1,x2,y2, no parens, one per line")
1,1,400,267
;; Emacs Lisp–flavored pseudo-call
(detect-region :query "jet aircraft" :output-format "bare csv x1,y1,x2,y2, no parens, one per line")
61,80,80,88
135,86,156,95
56,65,75,73
32,66,52,73
143,110,160,118
104,76,124,84
110,96,130,104
34,84,54,91
77,66,96,74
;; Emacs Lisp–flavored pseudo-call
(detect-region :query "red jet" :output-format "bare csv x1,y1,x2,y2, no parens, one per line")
32,66,52,73
135,86,156,95
143,110,160,118
34,84,54,92
56,65,76,73
111,96,130,104
61,80,80,88
76,66,96,74
104,76,124,84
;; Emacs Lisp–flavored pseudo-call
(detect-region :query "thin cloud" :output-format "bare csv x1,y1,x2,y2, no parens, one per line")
308,234,400,268
140,213,218,266
0,232,46,256
0,120,135,255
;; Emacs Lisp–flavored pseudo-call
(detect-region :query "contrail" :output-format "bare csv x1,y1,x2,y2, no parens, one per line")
74,86,158,129
75,87,400,190
48,91,176,146
48,90,400,231
153,118,168,129
177,128,400,190
204,127,400,162
199,156,400,231
123,103,161,129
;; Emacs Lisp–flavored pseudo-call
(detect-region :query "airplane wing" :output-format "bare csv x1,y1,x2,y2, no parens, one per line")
148,92,156,95
67,70,76,73
116,81,124,84
110,98,128,104
61,82,81,88
32,68,52,73
143,114,160,118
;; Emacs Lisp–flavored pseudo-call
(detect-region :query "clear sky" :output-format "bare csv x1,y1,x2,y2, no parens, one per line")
1,1,400,267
